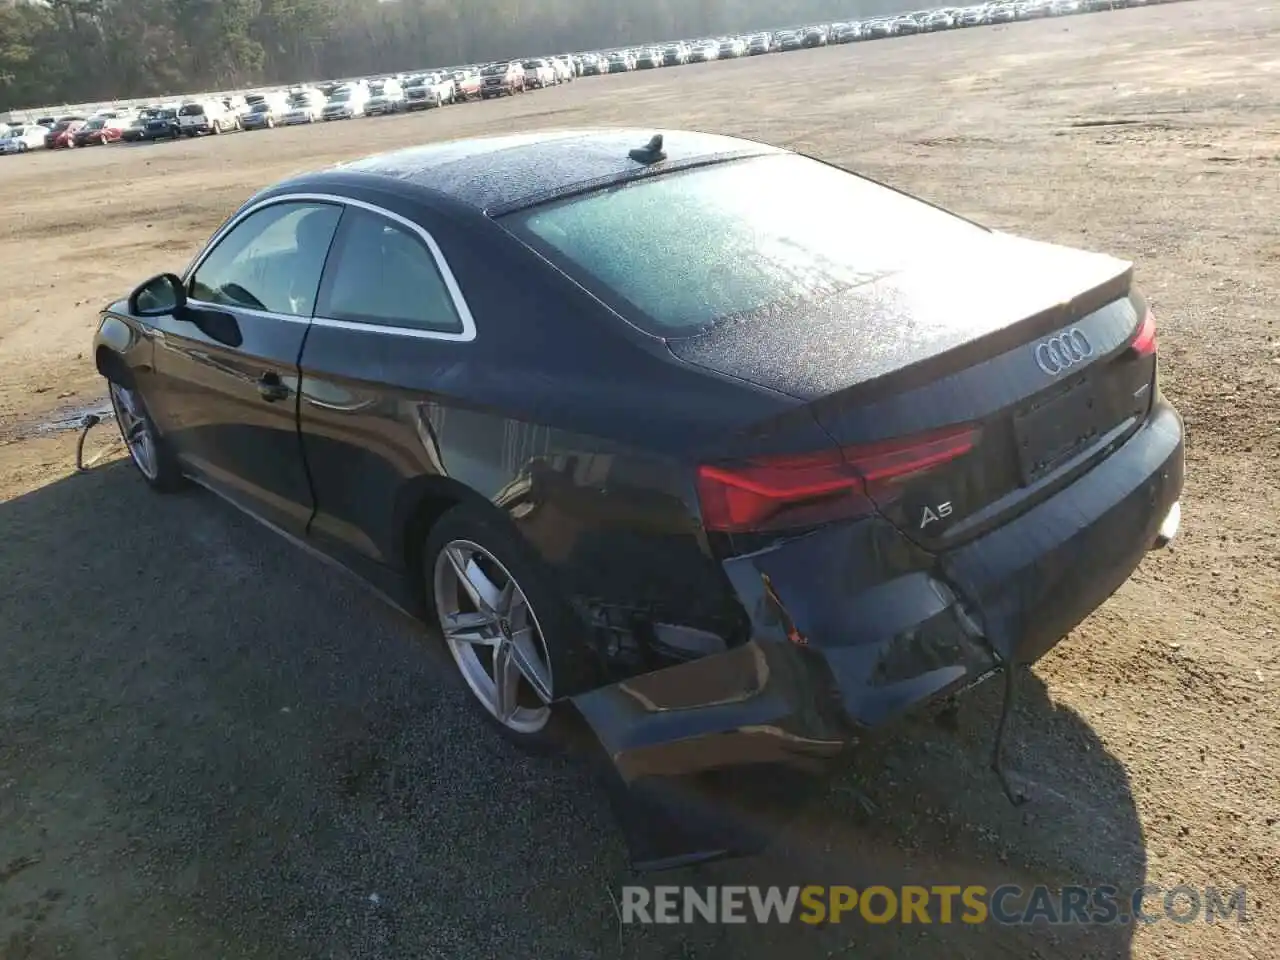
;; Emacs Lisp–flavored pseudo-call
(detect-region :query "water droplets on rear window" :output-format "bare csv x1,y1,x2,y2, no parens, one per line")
507,154,985,336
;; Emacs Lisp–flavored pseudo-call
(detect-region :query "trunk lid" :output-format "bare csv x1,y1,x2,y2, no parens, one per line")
668,235,1156,546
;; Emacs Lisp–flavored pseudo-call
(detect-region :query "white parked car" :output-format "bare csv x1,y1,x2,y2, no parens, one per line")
177,99,238,136
241,93,290,130
404,73,456,110
322,84,369,120
365,78,406,115
521,59,558,89
222,94,250,120
551,57,575,82
0,126,49,155
690,40,720,62
281,89,325,125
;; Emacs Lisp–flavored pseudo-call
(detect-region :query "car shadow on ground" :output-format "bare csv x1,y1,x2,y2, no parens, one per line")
0,457,1144,959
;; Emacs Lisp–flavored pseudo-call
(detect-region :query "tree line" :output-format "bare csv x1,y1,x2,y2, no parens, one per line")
0,0,913,111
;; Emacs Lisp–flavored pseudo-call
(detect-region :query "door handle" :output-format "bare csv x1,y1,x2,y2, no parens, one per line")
257,372,290,403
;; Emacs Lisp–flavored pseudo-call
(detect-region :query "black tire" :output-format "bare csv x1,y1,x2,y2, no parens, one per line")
108,382,187,493
422,503,597,751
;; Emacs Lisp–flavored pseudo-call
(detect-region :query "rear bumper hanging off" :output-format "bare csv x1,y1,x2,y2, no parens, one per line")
574,398,1184,869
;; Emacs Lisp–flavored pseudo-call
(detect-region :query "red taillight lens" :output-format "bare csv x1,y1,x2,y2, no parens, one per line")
1131,308,1157,356
697,426,979,534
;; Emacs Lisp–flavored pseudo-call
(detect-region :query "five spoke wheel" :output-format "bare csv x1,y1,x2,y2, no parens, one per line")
433,539,555,734
109,382,159,480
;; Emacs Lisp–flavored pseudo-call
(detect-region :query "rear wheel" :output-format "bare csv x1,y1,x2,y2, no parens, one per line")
108,382,185,492
425,505,592,748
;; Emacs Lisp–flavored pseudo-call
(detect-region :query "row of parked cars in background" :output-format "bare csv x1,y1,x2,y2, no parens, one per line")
582,0,1182,72
0,57,579,154
0,0,1187,157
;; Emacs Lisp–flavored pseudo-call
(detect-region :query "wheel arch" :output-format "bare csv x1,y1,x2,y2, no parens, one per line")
395,474,505,584
95,343,137,390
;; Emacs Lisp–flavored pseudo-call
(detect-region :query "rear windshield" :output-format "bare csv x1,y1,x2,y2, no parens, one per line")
503,154,987,337
179,104,204,116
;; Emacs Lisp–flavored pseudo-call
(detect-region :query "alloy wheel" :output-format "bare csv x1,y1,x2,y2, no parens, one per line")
433,539,554,734
109,382,159,480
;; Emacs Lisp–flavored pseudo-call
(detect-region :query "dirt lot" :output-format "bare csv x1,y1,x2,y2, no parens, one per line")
1,1,1277,957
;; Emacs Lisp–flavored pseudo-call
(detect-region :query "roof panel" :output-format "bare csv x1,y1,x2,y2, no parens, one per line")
333,128,782,212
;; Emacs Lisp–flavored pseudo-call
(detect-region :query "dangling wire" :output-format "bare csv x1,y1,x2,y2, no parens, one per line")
990,663,1029,806
74,412,120,472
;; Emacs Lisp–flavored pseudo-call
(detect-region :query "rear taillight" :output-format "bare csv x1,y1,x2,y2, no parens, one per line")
1130,308,1157,356
696,426,979,534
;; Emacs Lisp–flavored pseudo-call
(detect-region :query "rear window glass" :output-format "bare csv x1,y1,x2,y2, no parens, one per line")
503,154,987,337
179,104,204,116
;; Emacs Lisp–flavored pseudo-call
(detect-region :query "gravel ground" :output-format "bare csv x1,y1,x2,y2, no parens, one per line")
0,2,1276,958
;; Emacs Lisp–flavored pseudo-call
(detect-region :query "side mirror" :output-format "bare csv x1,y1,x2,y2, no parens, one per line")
128,273,186,317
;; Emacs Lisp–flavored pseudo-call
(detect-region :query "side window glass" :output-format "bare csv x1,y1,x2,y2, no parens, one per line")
189,202,341,317
319,207,465,335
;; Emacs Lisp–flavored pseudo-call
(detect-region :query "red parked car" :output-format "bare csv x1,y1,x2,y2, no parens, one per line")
46,118,86,149
73,117,124,146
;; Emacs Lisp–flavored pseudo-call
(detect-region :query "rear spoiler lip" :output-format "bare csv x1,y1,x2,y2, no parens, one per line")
818,259,1134,408
667,239,1133,407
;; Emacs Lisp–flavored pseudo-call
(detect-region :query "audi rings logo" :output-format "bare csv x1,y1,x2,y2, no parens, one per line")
1034,328,1094,376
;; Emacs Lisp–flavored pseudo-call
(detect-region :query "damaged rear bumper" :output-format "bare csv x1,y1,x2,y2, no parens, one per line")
574,397,1184,870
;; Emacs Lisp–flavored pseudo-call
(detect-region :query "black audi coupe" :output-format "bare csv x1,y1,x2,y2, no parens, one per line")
94,129,1183,868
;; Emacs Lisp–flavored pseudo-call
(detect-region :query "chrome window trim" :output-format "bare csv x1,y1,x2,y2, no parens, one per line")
182,191,478,343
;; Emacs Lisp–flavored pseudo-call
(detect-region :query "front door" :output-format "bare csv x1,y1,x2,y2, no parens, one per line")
146,199,343,533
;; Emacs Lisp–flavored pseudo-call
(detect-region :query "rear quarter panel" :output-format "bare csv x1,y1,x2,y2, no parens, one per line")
292,183,783,636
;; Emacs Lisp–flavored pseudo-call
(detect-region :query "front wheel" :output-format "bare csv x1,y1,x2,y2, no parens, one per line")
424,505,593,747
108,382,186,492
